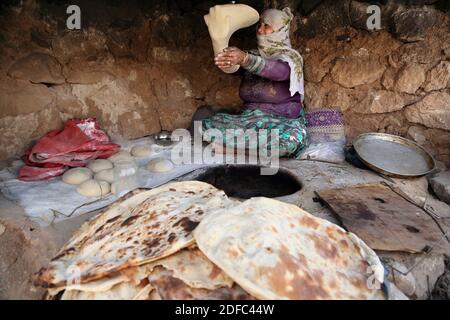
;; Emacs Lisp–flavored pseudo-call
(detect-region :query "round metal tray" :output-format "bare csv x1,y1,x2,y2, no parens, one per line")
353,133,436,178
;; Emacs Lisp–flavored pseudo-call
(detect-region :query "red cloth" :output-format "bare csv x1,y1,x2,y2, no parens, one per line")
19,118,119,181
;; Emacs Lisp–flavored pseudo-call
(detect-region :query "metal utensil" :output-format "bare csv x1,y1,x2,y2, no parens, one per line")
353,133,436,178
153,130,174,147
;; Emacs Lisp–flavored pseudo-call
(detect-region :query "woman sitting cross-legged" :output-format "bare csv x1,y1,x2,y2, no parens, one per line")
198,7,309,158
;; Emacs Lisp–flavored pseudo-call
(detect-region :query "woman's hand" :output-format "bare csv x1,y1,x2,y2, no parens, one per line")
214,47,249,70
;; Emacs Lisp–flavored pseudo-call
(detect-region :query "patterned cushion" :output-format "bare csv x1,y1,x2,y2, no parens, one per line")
299,108,346,163
305,108,345,144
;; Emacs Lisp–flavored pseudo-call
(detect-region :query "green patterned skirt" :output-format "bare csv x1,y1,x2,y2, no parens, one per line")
202,109,309,158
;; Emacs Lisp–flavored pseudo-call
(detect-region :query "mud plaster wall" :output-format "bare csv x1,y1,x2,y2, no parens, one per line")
0,0,449,165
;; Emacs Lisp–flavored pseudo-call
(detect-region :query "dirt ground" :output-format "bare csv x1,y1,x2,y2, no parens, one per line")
0,159,449,300
0,192,98,299
432,255,450,300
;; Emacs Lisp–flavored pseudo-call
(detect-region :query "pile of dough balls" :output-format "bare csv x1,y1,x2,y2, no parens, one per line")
62,158,116,197
62,146,174,197
62,151,134,197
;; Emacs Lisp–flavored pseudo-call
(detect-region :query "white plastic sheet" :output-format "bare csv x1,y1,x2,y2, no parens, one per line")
0,137,206,226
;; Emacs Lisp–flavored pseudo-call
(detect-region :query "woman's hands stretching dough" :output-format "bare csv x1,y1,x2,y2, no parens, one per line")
214,47,249,71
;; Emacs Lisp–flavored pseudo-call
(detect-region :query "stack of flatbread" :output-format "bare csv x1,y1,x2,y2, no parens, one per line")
35,181,386,300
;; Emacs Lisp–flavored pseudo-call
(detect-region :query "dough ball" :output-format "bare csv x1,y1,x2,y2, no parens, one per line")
146,158,174,173
62,168,93,185
108,151,132,163
87,159,113,173
131,145,153,157
94,169,115,184
77,180,110,197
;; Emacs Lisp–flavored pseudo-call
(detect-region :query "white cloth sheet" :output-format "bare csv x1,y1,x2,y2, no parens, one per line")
0,137,209,226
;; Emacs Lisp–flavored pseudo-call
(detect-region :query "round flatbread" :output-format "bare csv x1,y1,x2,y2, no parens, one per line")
148,267,254,300
44,247,239,300
148,247,233,290
194,197,386,300
61,280,153,300
35,181,234,288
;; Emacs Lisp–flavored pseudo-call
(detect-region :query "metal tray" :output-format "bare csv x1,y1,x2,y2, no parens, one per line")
353,133,436,178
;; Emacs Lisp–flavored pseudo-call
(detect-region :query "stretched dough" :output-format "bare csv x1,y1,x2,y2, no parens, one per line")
204,4,259,73
108,151,132,163
62,168,93,185
94,169,115,184
77,180,110,197
87,159,113,173
145,158,174,173
131,145,153,157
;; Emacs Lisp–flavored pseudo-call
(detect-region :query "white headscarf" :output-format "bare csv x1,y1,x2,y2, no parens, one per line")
256,8,304,98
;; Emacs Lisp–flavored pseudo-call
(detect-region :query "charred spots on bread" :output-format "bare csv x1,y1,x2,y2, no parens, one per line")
143,238,161,249
121,215,141,227
299,216,320,229
35,182,231,289
51,247,76,261
151,222,160,229
311,235,339,260
106,215,121,224
168,233,177,243
173,217,200,232
94,224,105,234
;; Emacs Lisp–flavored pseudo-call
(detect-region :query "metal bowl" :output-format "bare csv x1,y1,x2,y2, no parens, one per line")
353,133,436,178
153,131,174,147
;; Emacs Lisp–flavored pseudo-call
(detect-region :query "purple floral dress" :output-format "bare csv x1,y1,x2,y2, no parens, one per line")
240,58,303,119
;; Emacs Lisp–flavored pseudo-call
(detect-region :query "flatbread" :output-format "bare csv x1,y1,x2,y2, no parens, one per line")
61,280,153,300
194,197,386,300
35,181,233,288
45,248,238,300
55,275,127,293
45,260,154,300
49,262,155,295
150,247,233,290
148,267,255,300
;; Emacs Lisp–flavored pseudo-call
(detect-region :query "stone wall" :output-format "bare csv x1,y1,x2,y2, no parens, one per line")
0,0,260,160
293,0,450,165
0,0,449,165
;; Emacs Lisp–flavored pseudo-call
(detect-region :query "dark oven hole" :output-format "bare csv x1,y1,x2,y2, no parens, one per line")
193,165,302,199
